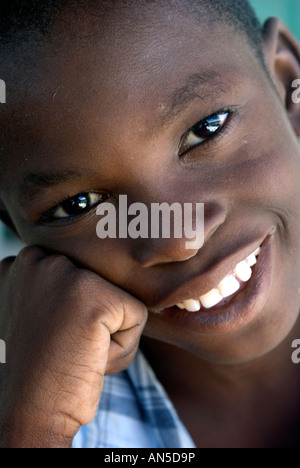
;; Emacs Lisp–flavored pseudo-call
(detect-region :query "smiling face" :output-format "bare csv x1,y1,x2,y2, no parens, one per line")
1,2,300,364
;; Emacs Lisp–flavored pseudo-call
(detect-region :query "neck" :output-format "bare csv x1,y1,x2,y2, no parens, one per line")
141,316,300,447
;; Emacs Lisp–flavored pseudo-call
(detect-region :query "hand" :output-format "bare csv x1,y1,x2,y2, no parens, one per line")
0,247,147,448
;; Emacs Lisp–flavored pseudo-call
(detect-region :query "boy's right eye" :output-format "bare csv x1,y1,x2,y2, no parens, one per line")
42,192,110,222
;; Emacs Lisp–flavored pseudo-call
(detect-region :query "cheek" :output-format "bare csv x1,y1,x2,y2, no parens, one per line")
240,134,300,246
21,216,134,287
209,112,300,228
53,235,133,285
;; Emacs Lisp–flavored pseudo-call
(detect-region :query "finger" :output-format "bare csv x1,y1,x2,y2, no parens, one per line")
105,298,148,374
16,246,50,265
0,255,15,272
63,274,148,376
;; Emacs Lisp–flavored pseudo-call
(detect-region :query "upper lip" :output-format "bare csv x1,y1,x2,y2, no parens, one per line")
148,235,267,312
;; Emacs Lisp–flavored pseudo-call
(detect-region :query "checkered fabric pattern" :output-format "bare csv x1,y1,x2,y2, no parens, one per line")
72,351,196,449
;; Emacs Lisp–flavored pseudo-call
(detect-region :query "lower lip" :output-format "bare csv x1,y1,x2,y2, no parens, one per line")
154,235,275,335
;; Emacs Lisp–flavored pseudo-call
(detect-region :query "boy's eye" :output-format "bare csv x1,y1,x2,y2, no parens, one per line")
47,192,109,220
179,112,229,154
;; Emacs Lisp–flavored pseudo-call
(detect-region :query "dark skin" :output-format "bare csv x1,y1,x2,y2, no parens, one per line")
1,2,300,447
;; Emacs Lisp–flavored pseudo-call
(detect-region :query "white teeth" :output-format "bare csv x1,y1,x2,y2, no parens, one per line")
246,253,257,267
235,260,253,282
254,247,261,257
199,289,223,309
218,276,240,298
180,299,201,312
176,246,261,311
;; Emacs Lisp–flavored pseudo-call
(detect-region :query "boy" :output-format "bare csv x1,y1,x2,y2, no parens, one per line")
0,0,300,448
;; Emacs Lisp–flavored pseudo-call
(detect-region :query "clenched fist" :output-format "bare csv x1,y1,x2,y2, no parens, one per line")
0,247,147,448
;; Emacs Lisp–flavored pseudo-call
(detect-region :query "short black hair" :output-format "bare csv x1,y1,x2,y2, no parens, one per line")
0,0,265,64
189,0,265,65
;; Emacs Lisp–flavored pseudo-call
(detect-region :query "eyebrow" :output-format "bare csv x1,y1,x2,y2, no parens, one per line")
19,169,91,205
160,71,226,128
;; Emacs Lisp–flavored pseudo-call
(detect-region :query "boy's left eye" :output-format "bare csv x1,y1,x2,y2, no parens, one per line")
179,111,229,154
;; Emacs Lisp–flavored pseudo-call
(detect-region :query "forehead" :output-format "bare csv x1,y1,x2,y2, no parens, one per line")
4,2,251,106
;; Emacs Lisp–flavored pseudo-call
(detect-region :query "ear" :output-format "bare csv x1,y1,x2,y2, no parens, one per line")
0,199,20,238
263,18,300,136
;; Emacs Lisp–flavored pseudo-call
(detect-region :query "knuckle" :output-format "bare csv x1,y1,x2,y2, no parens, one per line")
106,347,139,375
70,275,122,315
17,246,46,265
84,296,122,334
135,301,148,324
0,256,15,273
124,299,148,327
60,273,101,321
68,272,94,301
43,254,74,273
96,295,124,319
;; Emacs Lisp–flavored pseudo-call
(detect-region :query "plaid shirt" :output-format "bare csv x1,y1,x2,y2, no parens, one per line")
72,351,196,449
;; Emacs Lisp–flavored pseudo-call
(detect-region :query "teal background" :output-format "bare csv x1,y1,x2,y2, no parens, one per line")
250,0,300,38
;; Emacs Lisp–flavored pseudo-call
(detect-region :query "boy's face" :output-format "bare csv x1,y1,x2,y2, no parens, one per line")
1,3,300,364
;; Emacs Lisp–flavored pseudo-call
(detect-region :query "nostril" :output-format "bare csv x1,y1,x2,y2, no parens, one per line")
131,201,227,268
133,240,200,268
203,203,227,244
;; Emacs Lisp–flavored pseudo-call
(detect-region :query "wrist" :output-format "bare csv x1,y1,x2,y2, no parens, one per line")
0,410,77,448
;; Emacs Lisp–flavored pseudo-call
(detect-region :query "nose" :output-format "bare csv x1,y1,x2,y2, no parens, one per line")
134,202,226,268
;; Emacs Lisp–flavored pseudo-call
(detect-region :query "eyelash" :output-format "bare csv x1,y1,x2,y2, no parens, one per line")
178,108,236,156
40,192,112,225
